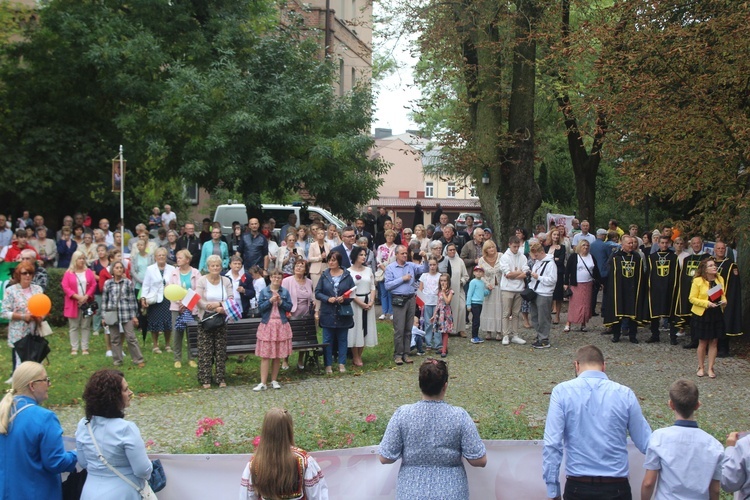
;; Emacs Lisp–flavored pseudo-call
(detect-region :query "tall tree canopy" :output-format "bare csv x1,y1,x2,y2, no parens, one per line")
405,0,546,243
0,0,386,222
589,0,749,240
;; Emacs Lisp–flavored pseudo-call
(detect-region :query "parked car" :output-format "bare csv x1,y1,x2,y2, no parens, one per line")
455,213,483,231
213,203,346,238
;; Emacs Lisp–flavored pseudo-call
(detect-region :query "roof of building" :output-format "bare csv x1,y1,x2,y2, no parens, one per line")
367,197,481,210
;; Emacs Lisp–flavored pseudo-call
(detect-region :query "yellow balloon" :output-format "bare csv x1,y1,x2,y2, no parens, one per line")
164,284,187,302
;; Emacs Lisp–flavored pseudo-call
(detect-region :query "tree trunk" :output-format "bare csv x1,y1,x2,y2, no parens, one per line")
557,0,604,226
498,0,542,244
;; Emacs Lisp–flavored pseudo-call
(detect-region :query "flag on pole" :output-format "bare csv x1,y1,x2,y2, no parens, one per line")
342,286,357,299
182,289,201,311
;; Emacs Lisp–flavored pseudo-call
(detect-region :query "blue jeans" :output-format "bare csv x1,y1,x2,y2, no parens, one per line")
323,327,348,366
422,305,439,348
378,281,392,315
412,333,425,353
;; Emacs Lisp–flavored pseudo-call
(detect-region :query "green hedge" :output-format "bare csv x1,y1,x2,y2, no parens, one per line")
46,268,67,327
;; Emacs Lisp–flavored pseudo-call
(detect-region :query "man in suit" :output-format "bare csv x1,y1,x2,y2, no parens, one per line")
331,226,357,268
354,218,373,248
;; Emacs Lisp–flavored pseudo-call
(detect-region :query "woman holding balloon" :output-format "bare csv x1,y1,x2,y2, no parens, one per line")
1,262,48,373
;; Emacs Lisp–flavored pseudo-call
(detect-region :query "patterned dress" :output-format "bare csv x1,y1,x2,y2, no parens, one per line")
433,291,454,336
1,284,43,347
378,400,486,500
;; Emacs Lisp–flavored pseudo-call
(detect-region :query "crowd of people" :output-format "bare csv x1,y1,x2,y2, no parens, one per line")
0,204,748,499
1,208,744,385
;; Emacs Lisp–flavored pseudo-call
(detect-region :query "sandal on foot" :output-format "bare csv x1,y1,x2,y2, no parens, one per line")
696,368,705,377
708,371,716,379
202,384,211,389
563,326,571,332
219,382,227,388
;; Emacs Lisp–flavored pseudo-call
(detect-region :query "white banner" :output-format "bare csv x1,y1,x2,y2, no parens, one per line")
64,438,647,499
547,214,575,235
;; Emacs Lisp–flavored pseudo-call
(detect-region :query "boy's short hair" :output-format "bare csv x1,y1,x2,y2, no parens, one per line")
669,379,699,418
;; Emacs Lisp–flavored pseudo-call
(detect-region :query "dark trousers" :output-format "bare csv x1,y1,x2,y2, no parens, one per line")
564,478,631,500
470,304,482,339
650,318,676,340
611,321,637,341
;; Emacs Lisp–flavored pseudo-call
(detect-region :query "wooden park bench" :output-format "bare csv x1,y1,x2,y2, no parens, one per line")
187,316,328,373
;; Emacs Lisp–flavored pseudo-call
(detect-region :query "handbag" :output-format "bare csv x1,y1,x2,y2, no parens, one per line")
199,278,226,332
200,312,225,333
149,459,166,492
337,303,354,317
374,269,385,282
61,468,87,500
13,334,50,363
103,311,119,326
86,422,157,499
38,320,53,337
563,287,573,299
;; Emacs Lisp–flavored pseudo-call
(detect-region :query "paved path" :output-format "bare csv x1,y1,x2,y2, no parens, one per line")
56,312,750,452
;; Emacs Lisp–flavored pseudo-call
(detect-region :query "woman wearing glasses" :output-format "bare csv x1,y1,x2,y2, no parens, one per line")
379,358,486,499
1,262,44,373
0,361,78,499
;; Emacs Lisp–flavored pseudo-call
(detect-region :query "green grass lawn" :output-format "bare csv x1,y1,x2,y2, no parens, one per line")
1,323,401,407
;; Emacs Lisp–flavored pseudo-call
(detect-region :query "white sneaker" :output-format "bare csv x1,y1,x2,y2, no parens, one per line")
104,326,110,335
105,350,113,357
252,383,267,392
511,335,527,345
378,314,386,320
92,330,100,336
501,335,510,345
271,381,281,390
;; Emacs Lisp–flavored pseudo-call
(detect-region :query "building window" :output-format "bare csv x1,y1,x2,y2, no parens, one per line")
185,183,199,205
351,67,356,87
469,185,477,198
339,59,345,96
447,182,456,198
425,182,434,198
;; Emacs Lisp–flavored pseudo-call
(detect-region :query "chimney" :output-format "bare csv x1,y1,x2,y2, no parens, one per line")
374,128,393,139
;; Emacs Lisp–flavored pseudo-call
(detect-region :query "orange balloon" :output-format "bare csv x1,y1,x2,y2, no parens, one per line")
671,228,681,239
27,293,52,317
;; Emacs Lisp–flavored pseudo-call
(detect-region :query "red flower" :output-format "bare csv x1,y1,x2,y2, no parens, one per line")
252,435,261,448
365,414,377,423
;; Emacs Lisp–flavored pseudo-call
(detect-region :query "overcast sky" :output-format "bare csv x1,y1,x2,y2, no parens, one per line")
371,16,420,136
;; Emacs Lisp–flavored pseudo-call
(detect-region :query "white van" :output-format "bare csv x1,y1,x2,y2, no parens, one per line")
213,203,347,237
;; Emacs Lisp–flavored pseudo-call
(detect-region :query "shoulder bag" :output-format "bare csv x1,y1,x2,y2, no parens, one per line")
86,422,157,500
200,278,226,333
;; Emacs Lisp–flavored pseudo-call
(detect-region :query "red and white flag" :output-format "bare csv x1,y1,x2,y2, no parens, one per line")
182,289,201,311
342,286,357,299
708,283,723,302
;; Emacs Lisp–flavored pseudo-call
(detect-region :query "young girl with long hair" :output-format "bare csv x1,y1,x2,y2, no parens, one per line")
240,408,329,499
432,273,454,358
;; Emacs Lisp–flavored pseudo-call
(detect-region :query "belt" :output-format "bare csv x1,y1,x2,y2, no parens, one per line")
392,294,415,299
566,476,628,484
356,293,369,297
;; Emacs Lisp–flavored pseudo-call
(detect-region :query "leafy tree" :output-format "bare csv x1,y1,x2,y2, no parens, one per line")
406,0,547,243
0,0,385,224
588,0,749,240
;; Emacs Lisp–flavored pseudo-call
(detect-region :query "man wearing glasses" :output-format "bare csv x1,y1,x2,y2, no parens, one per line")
331,227,357,268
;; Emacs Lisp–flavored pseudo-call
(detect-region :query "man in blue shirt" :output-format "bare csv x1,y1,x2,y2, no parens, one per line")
384,245,427,365
589,229,614,317
542,345,652,500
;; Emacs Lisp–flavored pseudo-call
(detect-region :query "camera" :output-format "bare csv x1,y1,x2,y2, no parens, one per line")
80,301,99,318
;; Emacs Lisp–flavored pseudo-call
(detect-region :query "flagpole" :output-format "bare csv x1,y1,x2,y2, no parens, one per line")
119,145,125,258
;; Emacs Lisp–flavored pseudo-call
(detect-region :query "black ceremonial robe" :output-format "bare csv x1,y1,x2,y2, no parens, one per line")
604,250,645,326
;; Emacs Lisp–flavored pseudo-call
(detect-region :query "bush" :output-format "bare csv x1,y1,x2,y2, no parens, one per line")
46,268,67,327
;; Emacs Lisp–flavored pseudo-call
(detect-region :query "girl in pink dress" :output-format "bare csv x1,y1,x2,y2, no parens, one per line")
254,270,293,392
